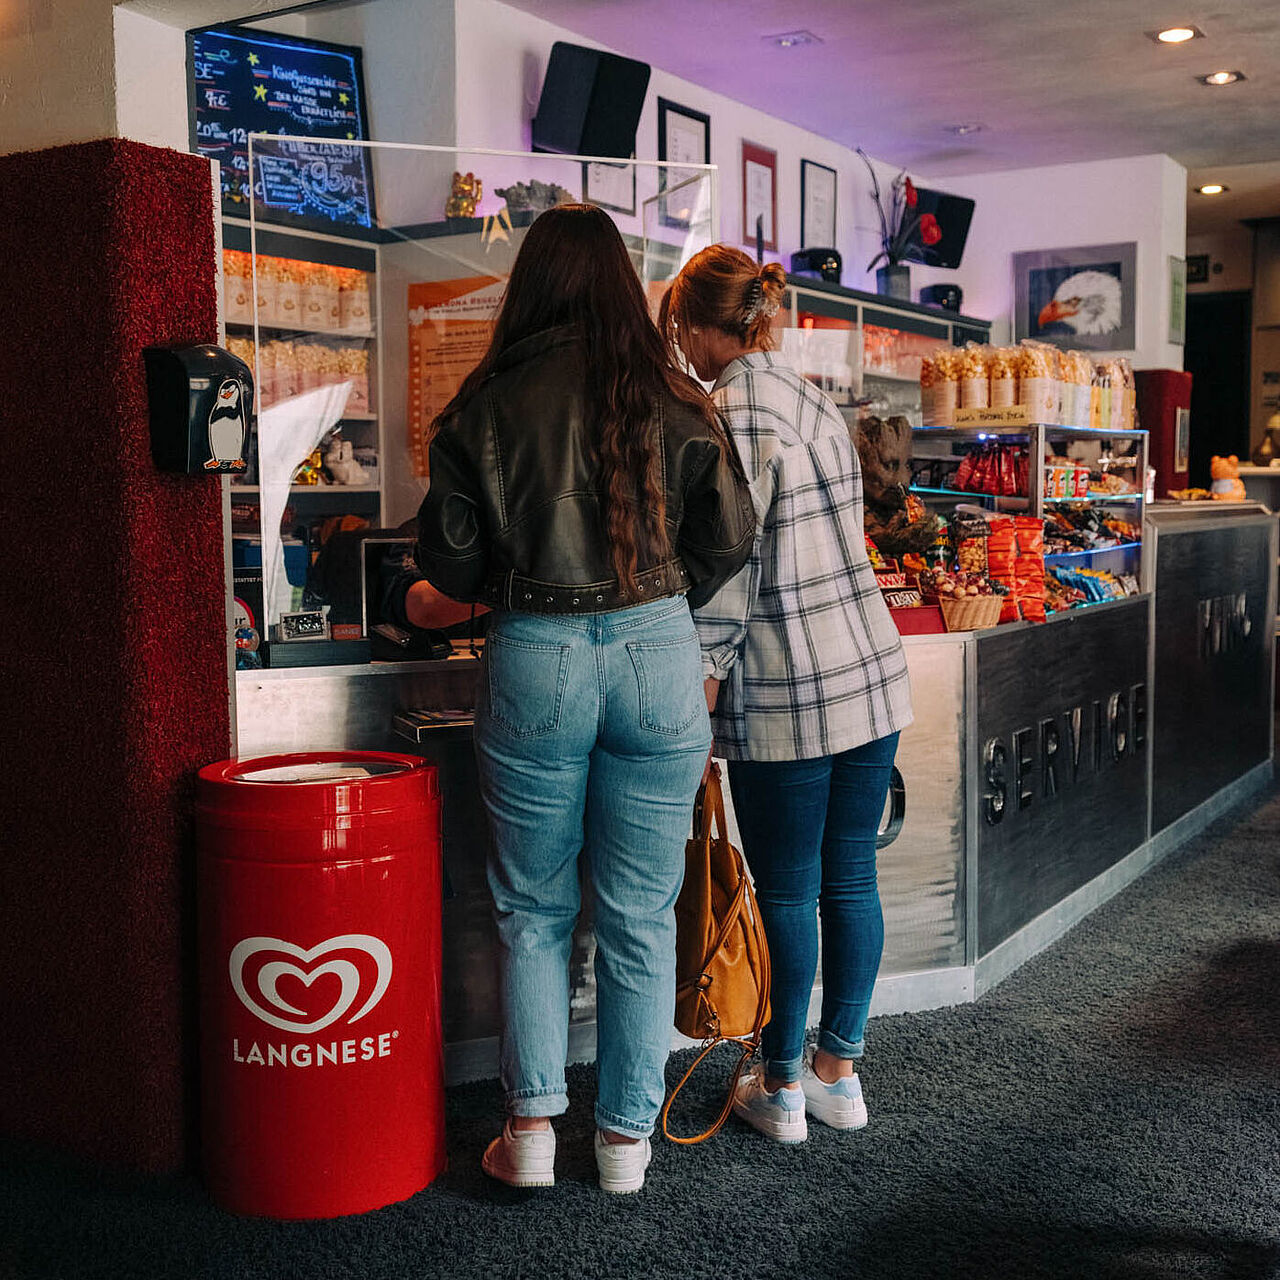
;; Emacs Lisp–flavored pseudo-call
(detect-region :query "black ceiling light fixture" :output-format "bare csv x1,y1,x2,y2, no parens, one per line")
1197,70,1246,85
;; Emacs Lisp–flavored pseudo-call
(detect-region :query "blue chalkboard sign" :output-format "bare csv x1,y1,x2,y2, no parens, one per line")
187,26,375,232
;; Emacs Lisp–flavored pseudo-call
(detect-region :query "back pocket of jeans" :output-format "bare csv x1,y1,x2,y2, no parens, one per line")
486,635,571,738
627,637,702,736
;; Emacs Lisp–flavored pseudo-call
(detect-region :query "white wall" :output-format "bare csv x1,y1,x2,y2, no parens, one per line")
0,0,117,153
455,1,1187,371
911,155,1187,370
114,6,189,152
453,0,902,288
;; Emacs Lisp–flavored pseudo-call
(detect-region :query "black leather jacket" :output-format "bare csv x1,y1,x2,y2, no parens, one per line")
416,325,755,613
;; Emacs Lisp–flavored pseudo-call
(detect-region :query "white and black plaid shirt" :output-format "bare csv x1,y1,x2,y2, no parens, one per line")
695,351,914,761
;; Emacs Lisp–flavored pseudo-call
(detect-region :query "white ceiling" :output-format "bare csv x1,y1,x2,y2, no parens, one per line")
119,0,1280,231
498,0,1280,230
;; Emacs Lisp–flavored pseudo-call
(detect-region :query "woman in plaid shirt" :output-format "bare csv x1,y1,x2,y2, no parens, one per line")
661,247,913,1144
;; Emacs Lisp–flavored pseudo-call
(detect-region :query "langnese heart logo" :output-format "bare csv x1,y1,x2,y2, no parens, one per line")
229,935,393,1034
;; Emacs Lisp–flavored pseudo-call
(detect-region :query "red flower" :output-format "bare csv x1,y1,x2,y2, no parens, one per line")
919,213,942,246
904,177,918,208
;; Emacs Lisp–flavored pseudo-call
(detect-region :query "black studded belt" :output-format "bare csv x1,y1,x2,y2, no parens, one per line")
481,559,692,614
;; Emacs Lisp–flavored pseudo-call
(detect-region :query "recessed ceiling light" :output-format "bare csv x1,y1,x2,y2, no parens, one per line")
1198,69,1245,85
946,123,985,136
1194,184,1229,195
764,29,822,48
1148,25,1203,43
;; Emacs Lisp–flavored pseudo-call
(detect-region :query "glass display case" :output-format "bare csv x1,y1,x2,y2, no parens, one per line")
773,277,991,426
911,423,1149,602
228,137,718,661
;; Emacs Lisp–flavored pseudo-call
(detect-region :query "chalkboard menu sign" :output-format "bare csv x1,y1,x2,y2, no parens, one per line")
188,26,375,232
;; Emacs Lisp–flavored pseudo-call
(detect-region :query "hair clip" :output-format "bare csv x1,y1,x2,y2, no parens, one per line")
742,277,765,325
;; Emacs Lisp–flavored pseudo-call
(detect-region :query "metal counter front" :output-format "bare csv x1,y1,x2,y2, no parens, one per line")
234,514,1274,1073
1144,503,1277,834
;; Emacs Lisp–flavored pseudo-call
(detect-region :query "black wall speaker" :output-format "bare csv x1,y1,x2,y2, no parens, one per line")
920,283,964,312
531,42,651,159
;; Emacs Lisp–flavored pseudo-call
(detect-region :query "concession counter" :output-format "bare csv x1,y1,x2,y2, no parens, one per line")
233,503,1275,1079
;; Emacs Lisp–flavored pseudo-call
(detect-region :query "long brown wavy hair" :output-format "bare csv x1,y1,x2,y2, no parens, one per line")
434,204,720,599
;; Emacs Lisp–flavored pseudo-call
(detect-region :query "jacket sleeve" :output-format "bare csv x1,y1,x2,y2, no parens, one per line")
676,429,757,611
692,455,777,679
415,424,490,603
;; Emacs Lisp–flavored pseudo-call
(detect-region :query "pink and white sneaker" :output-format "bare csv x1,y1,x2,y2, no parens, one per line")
481,1120,556,1188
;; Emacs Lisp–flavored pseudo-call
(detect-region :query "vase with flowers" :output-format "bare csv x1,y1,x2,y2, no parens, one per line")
857,148,943,301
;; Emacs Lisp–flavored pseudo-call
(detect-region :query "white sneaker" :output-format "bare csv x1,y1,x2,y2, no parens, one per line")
732,1068,808,1143
800,1050,868,1130
481,1119,556,1188
594,1130,652,1194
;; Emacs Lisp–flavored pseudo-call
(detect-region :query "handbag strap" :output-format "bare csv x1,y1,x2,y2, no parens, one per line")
663,769,773,1145
661,1032,758,1145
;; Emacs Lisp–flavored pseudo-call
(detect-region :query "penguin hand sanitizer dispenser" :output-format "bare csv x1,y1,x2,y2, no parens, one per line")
144,344,254,475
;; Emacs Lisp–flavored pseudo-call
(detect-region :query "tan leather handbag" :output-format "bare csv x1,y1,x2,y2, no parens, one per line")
662,764,772,1144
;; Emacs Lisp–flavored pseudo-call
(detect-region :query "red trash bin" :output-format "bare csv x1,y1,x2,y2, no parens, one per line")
196,751,445,1219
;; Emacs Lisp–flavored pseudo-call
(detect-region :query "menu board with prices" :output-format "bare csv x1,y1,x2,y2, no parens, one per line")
189,26,374,230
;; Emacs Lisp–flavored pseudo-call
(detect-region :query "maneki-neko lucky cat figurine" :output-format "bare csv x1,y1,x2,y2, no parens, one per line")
446,171,482,219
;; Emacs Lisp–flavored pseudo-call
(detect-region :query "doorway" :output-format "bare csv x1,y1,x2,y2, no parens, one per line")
1184,291,1252,486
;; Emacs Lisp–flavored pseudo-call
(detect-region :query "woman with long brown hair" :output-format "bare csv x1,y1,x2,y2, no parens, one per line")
415,206,754,1193
662,245,912,1145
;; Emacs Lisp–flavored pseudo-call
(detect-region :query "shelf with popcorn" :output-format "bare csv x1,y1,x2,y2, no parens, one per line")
769,275,991,425
223,249,375,336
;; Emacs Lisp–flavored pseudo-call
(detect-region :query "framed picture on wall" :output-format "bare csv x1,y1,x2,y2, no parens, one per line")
657,97,710,230
1168,255,1187,345
800,159,837,249
741,141,778,253
1013,242,1137,350
582,161,636,217
1186,253,1210,285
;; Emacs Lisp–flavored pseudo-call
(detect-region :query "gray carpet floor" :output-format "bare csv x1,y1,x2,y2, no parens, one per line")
3,786,1279,1280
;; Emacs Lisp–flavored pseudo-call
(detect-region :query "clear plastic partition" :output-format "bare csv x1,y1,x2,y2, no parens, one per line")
770,286,953,430
228,138,717,644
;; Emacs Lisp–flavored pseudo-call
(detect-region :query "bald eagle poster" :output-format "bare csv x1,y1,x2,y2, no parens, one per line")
1014,242,1136,351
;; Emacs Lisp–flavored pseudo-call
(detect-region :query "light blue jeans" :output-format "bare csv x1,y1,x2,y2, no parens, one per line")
473,596,710,1137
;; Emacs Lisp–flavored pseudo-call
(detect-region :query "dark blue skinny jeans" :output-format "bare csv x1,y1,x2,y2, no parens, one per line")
728,732,900,1083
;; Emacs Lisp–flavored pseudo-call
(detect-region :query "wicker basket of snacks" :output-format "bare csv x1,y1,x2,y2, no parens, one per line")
917,568,1005,632
938,592,1004,632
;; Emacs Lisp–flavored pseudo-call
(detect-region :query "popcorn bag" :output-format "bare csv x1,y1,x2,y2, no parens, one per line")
340,347,371,415
222,250,254,325
300,265,332,330
960,345,990,410
921,351,959,426
255,257,280,326
339,270,374,333
989,347,1018,408
1018,344,1057,423
275,259,304,329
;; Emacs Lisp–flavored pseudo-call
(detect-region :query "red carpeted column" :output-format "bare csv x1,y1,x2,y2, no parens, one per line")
0,139,229,1172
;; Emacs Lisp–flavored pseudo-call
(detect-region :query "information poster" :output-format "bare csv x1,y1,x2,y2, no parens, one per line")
407,278,505,476
189,26,374,229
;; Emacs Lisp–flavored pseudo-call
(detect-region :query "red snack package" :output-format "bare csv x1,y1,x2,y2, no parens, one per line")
1002,445,1023,497
986,517,1019,577
1012,515,1046,623
1013,516,1045,557
954,448,979,491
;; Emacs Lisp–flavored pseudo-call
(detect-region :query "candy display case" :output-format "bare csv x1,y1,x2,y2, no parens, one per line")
911,422,1148,602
